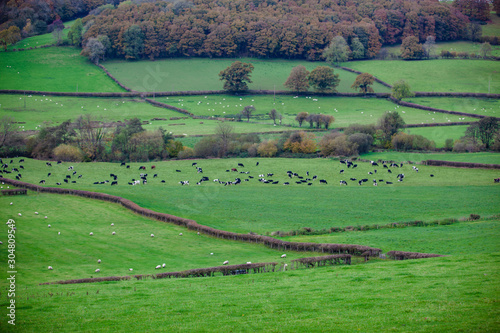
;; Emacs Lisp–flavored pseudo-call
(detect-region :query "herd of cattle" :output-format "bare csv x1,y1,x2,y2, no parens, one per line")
0,157,454,190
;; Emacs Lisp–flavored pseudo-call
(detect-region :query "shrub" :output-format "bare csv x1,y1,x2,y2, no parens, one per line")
177,147,194,159
348,133,373,154
257,140,278,157
319,132,358,157
344,123,376,136
53,144,85,162
283,131,317,153
469,214,480,221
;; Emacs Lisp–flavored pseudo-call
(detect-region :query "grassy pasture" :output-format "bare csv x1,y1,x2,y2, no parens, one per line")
362,151,500,164
0,193,498,332
0,48,124,93
483,13,500,36
104,57,391,93
160,94,478,127
3,20,76,51
345,59,500,94
404,125,469,147
2,158,499,234
405,96,500,116
382,40,500,57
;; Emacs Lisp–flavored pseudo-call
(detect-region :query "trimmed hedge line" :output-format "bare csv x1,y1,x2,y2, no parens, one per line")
144,98,194,116
0,90,139,98
386,251,444,260
40,262,280,285
291,254,351,269
424,160,500,169
414,92,500,98
405,122,475,128
97,64,134,92
1,177,382,257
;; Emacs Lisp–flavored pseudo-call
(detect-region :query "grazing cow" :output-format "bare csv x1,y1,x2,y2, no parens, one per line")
319,179,327,184
283,182,290,185
386,181,393,184
111,181,118,186
151,165,156,169
256,162,259,166
63,179,68,183
192,162,197,166
153,174,158,178
126,165,130,169
430,174,434,177
340,170,344,174
120,162,126,166
339,180,347,186
238,163,244,167
78,174,82,179
139,166,146,170
176,169,181,172
231,168,237,172
19,159,24,163
39,180,45,184
371,161,378,166
494,178,500,183
267,173,274,177
350,178,356,181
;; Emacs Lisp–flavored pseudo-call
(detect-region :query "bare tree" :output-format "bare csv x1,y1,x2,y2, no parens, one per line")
241,105,255,122
215,122,234,157
269,109,278,125
73,115,109,160
0,116,21,154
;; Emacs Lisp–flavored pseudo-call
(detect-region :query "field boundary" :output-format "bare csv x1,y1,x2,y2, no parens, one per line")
0,177,382,257
339,66,393,88
423,160,500,169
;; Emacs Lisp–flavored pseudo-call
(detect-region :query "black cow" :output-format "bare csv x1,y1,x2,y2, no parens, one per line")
319,179,327,184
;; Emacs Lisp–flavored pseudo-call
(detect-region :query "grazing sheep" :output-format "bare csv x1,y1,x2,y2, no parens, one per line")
45,216,48,219
151,234,154,238
155,265,161,269
89,232,93,236
58,232,60,235
281,254,286,258
162,263,166,268
10,202,13,205
112,231,116,235
111,223,114,226
246,262,252,264
210,253,214,255
179,233,183,236
223,260,229,265
48,224,51,228
95,269,100,273
97,259,101,264
35,212,39,215
129,268,133,271
48,266,53,270
18,213,22,216
197,232,200,235
0,241,2,245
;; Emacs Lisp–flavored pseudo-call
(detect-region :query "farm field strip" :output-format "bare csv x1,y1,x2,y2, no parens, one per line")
345,59,500,94
104,57,391,93
2,158,499,234
405,96,500,116
361,151,500,164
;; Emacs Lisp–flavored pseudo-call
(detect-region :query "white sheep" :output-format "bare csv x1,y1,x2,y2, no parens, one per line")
10,202,13,205
151,233,154,238
197,232,200,235
155,265,161,269
95,269,100,273
18,213,21,216
162,263,166,268
179,233,183,236
48,224,51,228
0,241,2,245
48,266,53,270
129,268,133,271
89,232,93,236
112,231,116,235
111,223,114,226
281,254,286,258
210,253,214,255
35,212,39,215
246,262,252,264
45,216,48,219
223,260,229,265
97,259,101,264
58,232,60,235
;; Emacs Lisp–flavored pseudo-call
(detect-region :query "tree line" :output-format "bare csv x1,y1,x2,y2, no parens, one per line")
67,0,487,62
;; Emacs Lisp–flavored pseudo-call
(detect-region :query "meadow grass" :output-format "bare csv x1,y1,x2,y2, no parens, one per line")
159,94,478,127
382,40,500,57
0,191,498,332
362,151,500,164
344,59,500,93
403,125,468,147
483,13,500,36
3,158,499,234
405,96,500,116
103,57,391,93
3,20,76,51
0,47,124,92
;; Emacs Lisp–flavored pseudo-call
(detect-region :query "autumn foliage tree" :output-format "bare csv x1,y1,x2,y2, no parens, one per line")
284,65,310,92
400,35,424,60
219,61,254,93
295,112,309,127
351,73,375,94
308,66,340,93
284,132,317,154
391,80,415,100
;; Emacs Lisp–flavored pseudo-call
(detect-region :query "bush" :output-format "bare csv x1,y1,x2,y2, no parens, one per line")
257,140,278,157
283,131,317,153
348,133,373,154
194,136,219,157
344,123,376,136
469,214,480,221
452,138,481,152
319,132,358,157
53,144,85,162
392,132,435,151
177,147,194,159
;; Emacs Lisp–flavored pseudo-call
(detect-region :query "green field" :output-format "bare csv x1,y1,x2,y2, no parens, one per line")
0,48,124,92
104,57,391,93
0,177,499,332
404,125,469,147
406,97,500,116
362,151,500,164
382,40,500,57
483,13,500,36
2,158,499,234
3,20,76,51
345,59,500,94
160,94,478,127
